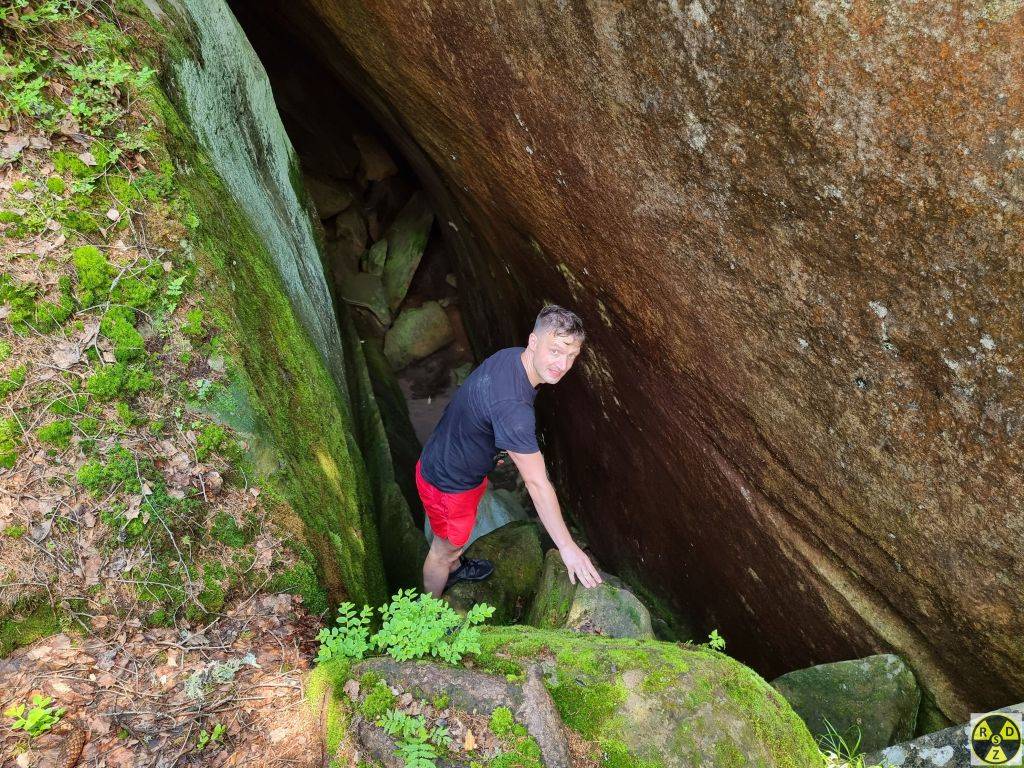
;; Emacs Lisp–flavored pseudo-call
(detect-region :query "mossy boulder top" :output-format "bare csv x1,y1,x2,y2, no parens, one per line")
477,626,821,768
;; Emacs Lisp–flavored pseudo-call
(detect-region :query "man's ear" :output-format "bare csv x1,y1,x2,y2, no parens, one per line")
526,332,538,351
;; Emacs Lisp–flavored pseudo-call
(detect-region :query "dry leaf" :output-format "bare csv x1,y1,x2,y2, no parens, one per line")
123,496,142,521
105,208,120,222
343,678,360,701
78,151,97,166
29,136,51,149
464,729,477,751
51,342,82,369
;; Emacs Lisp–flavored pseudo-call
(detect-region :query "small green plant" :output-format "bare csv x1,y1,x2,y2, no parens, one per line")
707,629,726,651
315,590,495,666
377,710,451,768
195,722,225,750
489,706,515,737
5,694,65,737
359,680,395,721
373,589,495,664
818,718,886,768
316,602,373,663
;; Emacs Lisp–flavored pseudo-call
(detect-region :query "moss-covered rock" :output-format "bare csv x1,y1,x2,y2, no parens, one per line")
445,521,543,625
477,626,822,768
527,549,654,640
383,301,453,371
771,653,921,753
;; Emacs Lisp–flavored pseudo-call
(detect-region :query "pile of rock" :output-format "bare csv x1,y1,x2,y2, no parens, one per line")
302,135,462,373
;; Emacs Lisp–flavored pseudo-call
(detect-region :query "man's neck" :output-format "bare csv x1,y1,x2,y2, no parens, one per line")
520,349,543,388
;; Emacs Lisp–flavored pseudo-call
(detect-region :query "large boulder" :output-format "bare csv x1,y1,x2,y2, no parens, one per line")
864,702,1024,768
445,521,542,625
247,0,1024,719
383,301,454,370
351,657,569,768
302,174,355,218
527,549,654,640
478,626,822,767
381,192,433,310
771,653,921,753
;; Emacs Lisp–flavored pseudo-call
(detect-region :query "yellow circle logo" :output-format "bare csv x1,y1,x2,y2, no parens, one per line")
972,715,1022,765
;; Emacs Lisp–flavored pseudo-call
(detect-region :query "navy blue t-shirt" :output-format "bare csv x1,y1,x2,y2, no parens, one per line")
420,347,539,492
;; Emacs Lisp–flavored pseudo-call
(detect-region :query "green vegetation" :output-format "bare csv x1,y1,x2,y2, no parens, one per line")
4,694,65,737
359,679,395,720
195,722,226,751
707,629,726,651
36,418,73,448
376,710,451,768
315,589,495,665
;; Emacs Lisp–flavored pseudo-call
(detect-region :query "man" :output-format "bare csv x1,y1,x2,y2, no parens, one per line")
416,305,603,598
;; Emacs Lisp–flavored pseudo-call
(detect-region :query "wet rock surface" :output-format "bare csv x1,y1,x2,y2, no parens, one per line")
232,0,1024,719
771,653,921,753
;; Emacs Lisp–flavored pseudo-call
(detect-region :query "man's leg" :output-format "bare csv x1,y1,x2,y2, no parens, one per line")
423,535,464,598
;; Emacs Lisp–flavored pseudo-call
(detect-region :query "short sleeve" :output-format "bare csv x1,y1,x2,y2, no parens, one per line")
492,400,539,454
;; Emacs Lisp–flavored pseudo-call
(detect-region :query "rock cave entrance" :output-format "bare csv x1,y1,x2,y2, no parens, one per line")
229,3,539,544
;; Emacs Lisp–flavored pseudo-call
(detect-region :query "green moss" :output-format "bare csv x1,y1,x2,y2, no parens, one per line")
46,176,66,194
0,417,22,468
100,306,145,362
0,600,60,658
195,423,227,460
4,523,27,538
181,307,204,337
0,365,27,398
36,419,73,448
72,245,112,307
598,739,662,768
0,341,11,362
306,659,352,754
359,680,395,720
210,511,252,547
549,679,626,739
86,362,154,400
268,559,329,615
489,707,515,737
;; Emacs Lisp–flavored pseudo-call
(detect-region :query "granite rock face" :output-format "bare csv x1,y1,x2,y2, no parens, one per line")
233,0,1024,719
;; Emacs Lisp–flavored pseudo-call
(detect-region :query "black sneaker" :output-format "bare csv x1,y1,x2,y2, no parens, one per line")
444,555,494,591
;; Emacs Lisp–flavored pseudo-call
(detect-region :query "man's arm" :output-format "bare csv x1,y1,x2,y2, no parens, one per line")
507,450,602,588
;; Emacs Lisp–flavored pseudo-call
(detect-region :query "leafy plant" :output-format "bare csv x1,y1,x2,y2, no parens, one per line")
818,718,887,768
706,629,726,651
195,722,226,750
315,590,495,666
315,602,374,663
372,589,495,664
377,710,450,768
4,694,65,737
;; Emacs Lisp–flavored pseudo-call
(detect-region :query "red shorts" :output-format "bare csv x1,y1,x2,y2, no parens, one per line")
415,460,488,548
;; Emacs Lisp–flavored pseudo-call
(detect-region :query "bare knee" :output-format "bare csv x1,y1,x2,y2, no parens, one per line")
427,536,464,565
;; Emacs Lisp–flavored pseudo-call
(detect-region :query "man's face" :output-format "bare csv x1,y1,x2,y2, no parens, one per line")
527,329,583,385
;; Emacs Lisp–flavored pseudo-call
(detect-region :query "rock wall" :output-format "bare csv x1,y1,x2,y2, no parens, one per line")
140,0,425,604
235,0,1023,719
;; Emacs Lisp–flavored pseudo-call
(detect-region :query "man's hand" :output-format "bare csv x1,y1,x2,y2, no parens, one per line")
560,542,603,588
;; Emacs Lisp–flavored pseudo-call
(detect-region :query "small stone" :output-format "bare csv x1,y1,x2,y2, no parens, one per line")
106,208,121,222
